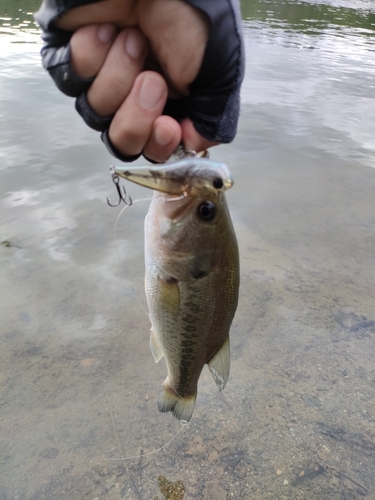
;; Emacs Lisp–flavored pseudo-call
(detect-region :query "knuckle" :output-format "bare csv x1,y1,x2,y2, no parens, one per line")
109,124,148,155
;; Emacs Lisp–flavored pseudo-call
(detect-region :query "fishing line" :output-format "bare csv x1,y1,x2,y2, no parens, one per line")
113,197,151,319
104,424,186,461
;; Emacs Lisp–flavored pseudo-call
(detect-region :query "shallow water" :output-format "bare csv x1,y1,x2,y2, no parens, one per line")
1,1,375,499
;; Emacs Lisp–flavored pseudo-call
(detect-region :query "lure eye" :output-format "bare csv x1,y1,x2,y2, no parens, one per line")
213,178,223,189
197,201,216,222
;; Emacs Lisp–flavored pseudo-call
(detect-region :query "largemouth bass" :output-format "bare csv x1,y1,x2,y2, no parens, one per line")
113,158,239,422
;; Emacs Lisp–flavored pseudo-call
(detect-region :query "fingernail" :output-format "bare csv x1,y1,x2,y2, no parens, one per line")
139,75,166,110
125,30,146,59
97,23,116,43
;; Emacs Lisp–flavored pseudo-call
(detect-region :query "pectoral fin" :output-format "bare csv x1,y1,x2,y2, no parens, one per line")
207,337,230,391
150,327,163,363
157,276,180,316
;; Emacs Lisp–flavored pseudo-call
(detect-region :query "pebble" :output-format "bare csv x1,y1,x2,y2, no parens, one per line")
80,358,96,367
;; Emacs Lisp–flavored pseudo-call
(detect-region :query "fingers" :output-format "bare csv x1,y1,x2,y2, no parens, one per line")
108,71,170,157
69,24,180,161
71,25,148,117
139,0,209,94
87,29,148,116
68,23,215,162
70,23,117,78
180,118,218,153
143,116,182,162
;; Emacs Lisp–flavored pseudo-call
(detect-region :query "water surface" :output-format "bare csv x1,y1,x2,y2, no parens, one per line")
1,1,375,498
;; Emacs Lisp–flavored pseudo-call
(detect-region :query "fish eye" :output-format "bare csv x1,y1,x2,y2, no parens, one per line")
213,178,223,189
197,201,216,222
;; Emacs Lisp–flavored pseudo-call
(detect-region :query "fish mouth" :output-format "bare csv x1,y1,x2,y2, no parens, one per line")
112,158,233,195
164,194,196,219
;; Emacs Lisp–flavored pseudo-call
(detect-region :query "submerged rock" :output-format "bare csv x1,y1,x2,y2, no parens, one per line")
154,475,185,499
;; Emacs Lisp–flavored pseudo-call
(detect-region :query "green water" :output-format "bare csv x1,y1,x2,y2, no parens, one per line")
241,0,375,34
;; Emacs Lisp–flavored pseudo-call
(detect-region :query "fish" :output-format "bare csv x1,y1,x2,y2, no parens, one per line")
113,157,240,422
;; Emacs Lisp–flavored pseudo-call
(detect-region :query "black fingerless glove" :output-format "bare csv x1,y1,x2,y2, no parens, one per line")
34,0,244,161
35,1,95,98
184,0,245,143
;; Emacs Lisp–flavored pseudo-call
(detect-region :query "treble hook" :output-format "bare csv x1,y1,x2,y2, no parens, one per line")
107,170,132,207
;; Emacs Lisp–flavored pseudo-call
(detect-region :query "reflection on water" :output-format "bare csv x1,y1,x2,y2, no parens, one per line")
1,1,375,499
0,0,40,45
241,0,375,38
240,0,375,170
241,0,375,62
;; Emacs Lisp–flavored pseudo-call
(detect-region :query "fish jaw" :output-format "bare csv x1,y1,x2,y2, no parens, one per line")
112,157,233,196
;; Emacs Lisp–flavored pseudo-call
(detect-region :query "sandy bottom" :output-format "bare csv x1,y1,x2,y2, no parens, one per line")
2,125,375,499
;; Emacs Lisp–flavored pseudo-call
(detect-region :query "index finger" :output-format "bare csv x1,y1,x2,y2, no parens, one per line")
70,23,117,79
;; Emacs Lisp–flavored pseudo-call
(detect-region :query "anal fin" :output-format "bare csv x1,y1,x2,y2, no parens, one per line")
149,327,163,363
207,337,230,391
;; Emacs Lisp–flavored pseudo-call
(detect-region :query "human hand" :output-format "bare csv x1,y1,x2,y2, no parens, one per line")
35,0,244,163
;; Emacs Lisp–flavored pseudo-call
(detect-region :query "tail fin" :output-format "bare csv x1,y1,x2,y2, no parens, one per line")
157,381,197,423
